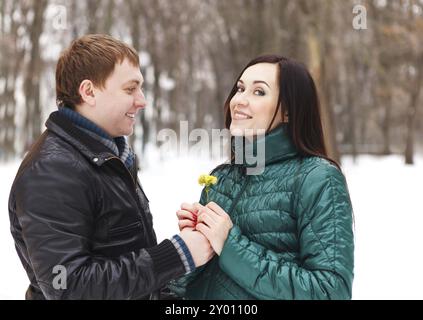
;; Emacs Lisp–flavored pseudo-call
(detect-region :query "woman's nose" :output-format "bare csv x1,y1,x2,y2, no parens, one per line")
232,93,249,107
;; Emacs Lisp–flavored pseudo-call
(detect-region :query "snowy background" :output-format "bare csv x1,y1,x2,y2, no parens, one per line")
1,153,422,300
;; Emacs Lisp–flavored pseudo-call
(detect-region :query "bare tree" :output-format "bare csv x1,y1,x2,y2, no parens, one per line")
298,0,340,163
86,0,101,34
0,0,31,160
23,0,48,150
1,0,423,163
103,0,115,34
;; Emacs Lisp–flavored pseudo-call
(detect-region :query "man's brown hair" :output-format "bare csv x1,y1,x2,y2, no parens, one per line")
56,34,140,109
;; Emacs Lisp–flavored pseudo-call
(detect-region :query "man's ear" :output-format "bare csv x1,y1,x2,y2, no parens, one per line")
79,80,96,106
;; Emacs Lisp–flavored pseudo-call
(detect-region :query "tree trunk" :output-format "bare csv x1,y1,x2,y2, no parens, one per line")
103,0,115,34
404,56,422,165
300,0,340,163
23,0,48,151
86,0,100,34
306,26,340,163
381,100,392,155
128,0,150,155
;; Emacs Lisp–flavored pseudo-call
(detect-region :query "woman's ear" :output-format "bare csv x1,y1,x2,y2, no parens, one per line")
283,111,289,123
79,80,96,106
280,104,289,123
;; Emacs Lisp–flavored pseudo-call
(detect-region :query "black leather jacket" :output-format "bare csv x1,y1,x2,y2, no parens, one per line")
8,111,185,299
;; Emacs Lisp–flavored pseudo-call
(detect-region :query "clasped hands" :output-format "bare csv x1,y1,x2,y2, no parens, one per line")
177,202,233,256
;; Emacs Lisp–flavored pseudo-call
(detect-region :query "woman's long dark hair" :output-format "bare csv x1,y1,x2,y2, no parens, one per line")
223,54,339,168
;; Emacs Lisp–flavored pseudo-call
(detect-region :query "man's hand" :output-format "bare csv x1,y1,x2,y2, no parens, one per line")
195,202,233,256
179,228,215,267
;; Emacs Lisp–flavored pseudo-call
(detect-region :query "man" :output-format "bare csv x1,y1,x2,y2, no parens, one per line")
8,34,214,300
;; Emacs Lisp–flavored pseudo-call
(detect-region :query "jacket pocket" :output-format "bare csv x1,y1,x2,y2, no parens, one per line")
108,221,142,238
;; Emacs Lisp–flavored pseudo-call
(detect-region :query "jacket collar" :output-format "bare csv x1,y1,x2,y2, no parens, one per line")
45,111,115,166
233,124,298,167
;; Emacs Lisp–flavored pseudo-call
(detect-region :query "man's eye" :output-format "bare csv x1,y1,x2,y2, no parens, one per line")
126,87,136,93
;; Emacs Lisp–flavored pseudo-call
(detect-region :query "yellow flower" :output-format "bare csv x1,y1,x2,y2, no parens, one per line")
198,174,218,202
198,174,218,187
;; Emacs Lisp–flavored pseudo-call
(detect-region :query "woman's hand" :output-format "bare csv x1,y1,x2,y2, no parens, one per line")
195,202,233,255
176,202,202,231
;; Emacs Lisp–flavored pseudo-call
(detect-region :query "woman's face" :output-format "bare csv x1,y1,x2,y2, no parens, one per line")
229,63,282,136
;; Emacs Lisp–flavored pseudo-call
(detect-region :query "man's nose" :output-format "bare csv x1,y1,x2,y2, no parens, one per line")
134,91,146,109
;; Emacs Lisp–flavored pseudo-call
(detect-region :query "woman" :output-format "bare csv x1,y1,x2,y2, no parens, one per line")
170,55,354,300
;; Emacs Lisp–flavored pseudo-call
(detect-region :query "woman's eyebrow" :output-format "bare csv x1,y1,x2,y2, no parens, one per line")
238,79,270,88
253,80,270,88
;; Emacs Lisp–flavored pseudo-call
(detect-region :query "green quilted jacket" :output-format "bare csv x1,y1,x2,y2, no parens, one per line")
169,124,354,300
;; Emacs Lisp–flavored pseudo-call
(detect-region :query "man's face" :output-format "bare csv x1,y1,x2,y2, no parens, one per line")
92,59,146,137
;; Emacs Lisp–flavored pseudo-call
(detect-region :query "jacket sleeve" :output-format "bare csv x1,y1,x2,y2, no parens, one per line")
218,164,354,300
166,188,209,298
12,156,185,300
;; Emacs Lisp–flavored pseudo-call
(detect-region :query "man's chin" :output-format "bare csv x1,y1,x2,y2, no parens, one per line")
112,128,133,138
123,130,134,137
126,126,136,137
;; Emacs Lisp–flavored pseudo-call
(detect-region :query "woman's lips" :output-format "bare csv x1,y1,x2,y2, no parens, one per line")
233,110,252,120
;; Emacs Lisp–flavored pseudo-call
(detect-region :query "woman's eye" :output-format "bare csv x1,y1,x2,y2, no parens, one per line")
126,87,136,93
236,86,244,93
254,89,265,96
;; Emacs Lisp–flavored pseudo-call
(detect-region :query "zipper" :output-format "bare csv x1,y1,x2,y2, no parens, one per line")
109,221,142,237
227,166,250,214
105,156,149,204
203,166,250,299
103,156,153,245
104,156,137,187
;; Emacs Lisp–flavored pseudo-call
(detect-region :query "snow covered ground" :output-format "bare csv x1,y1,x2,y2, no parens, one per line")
1,154,422,300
